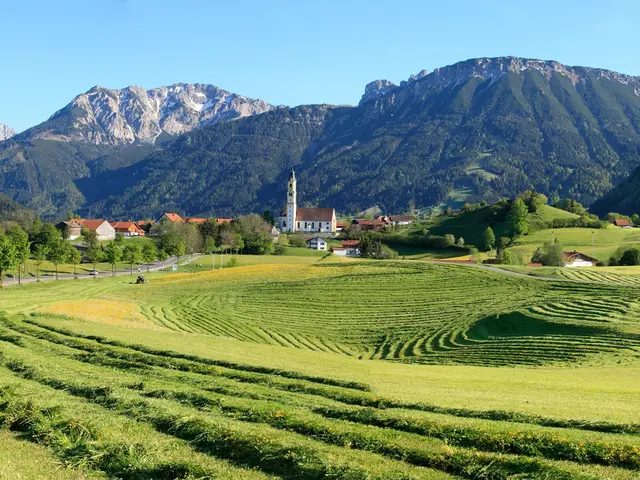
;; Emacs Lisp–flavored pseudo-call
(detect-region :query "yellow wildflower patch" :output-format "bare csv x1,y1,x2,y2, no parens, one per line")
40,299,163,330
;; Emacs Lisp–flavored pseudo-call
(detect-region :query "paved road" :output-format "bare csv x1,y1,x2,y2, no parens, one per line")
2,254,203,287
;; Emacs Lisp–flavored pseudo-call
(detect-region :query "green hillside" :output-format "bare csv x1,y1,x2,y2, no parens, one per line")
591,164,640,217
428,204,578,247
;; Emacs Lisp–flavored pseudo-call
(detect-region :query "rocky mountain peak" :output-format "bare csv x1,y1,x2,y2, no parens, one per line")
44,83,275,145
0,123,16,142
359,80,398,105
360,57,640,105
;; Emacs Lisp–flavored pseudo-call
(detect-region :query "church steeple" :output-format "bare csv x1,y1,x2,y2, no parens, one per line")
286,168,297,232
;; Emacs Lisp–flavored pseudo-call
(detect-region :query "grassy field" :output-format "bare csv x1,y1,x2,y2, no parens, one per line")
1,261,639,479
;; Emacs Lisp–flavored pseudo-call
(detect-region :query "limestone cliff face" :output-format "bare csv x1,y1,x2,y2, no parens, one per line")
0,123,16,142
41,83,274,145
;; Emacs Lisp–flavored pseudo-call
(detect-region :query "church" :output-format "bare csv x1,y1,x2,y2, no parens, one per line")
278,169,337,233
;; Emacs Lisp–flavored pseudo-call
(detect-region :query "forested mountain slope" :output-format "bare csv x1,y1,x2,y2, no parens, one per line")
88,57,640,218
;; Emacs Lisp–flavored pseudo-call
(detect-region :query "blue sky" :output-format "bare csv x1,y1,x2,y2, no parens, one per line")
2,0,639,132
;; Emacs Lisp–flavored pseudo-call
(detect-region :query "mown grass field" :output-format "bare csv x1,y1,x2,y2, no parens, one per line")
1,260,639,479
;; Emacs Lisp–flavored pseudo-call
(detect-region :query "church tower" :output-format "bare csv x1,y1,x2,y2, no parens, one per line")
286,168,297,232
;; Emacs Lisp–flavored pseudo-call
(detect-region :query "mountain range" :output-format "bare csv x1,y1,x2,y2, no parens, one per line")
1,56,640,219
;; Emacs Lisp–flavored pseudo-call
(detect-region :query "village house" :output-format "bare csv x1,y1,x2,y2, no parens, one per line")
614,218,633,228
278,169,337,233
76,219,116,241
110,221,145,237
307,236,328,251
158,212,185,223
564,251,598,268
55,220,83,240
187,217,207,225
333,240,361,257
353,219,386,231
389,215,414,226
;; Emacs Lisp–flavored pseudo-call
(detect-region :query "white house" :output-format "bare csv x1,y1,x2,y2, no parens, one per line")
332,240,361,257
278,169,337,233
564,251,597,268
76,219,116,241
307,236,327,251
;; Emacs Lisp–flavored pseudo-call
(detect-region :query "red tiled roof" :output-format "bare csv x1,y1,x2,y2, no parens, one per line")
187,217,207,224
340,240,360,247
615,218,632,227
163,213,184,223
217,218,232,225
336,222,346,228
76,219,109,231
295,208,335,222
332,247,347,251
110,221,143,233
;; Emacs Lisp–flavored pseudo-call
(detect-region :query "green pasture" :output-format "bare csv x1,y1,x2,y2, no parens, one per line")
1,261,640,478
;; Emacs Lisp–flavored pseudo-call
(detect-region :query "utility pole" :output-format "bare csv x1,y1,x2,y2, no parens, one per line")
220,253,223,269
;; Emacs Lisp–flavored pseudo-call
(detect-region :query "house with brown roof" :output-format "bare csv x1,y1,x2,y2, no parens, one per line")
564,251,598,267
217,218,233,225
277,169,337,233
55,220,83,240
352,219,386,231
333,239,361,257
110,221,145,237
614,218,633,228
76,219,116,241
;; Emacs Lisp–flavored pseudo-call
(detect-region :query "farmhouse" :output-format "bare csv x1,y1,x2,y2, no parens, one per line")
110,221,145,237
158,212,184,224
333,240,361,257
278,169,337,233
76,219,116,241
55,220,83,240
353,219,386,231
564,251,598,268
614,218,633,228
187,217,207,225
389,215,414,226
307,236,327,251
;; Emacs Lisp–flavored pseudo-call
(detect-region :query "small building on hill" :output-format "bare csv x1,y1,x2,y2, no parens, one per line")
307,236,327,251
110,221,145,237
76,219,116,241
333,240,361,257
55,220,83,240
353,219,386,231
158,212,184,224
564,251,598,268
614,218,633,228
389,215,414,226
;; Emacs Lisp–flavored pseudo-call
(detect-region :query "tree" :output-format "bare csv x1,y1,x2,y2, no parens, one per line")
288,236,307,248
122,243,142,275
632,214,640,226
104,242,123,276
507,198,529,237
548,192,560,207
46,238,69,280
114,232,125,244
234,214,274,255
86,246,103,273
456,237,465,247
443,234,455,247
618,248,640,266
33,223,61,252
82,228,99,249
203,237,216,255
157,249,169,263
234,235,244,254
141,242,158,273
68,246,81,278
7,226,30,285
261,210,275,226
531,242,565,267
497,248,512,265
33,244,47,282
481,227,495,252
0,234,17,287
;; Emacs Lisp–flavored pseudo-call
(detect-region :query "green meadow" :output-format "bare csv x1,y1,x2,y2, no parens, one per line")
0,259,639,479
